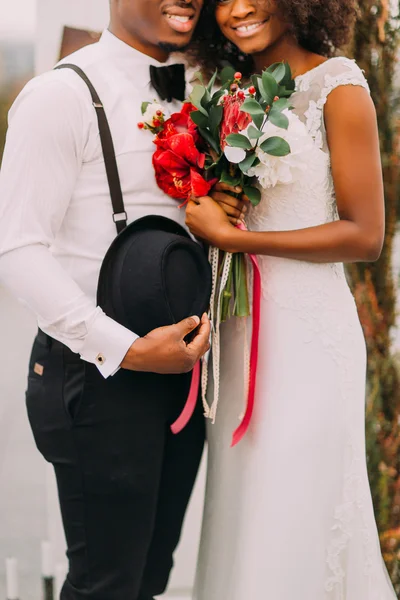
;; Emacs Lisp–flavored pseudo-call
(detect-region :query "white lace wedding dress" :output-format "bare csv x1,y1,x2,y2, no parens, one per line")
194,58,397,600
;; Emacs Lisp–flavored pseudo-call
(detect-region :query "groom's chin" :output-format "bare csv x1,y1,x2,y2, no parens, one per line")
158,41,190,53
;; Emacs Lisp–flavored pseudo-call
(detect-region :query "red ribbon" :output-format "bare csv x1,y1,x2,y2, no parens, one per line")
231,224,262,447
171,360,200,434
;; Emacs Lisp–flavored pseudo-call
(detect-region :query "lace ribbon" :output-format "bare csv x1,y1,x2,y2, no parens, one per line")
171,226,262,446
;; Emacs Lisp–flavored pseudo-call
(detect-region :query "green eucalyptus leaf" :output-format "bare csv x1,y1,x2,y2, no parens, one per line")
261,72,278,101
225,133,252,150
201,88,212,109
258,79,274,105
240,98,265,116
259,136,291,156
199,127,220,154
141,101,151,115
251,74,261,90
189,85,208,115
220,65,236,85
268,107,289,129
238,152,257,173
248,125,263,140
266,62,282,74
272,98,290,111
280,62,293,87
211,89,227,105
193,70,205,85
278,86,295,98
243,185,261,206
209,104,223,132
190,110,209,129
207,69,218,93
252,113,265,130
271,63,286,84
220,171,242,187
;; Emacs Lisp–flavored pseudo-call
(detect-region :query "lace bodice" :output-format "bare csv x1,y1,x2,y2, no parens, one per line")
247,56,369,233
246,57,370,305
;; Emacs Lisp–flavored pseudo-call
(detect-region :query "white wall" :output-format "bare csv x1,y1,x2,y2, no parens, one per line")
33,1,206,597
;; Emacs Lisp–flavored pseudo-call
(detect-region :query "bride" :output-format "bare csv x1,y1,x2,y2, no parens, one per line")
185,0,397,598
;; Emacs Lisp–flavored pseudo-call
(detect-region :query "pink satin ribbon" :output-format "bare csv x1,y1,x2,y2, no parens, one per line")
231,232,262,447
171,360,201,434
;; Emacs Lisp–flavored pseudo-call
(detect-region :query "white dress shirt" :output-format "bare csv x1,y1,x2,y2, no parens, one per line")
0,29,189,378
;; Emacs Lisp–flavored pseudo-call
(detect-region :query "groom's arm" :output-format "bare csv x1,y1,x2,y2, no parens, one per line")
0,76,210,376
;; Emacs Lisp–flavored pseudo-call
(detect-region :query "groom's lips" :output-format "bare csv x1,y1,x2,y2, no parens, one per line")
163,5,197,34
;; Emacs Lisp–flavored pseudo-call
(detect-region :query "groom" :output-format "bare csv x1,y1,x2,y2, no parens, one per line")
0,1,212,599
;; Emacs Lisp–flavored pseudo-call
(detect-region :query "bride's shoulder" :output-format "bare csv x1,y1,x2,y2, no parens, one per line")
296,56,369,97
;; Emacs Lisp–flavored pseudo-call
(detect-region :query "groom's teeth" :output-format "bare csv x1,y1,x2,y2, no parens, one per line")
237,22,263,32
167,15,191,22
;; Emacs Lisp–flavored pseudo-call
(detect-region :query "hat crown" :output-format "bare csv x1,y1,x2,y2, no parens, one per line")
97,216,212,337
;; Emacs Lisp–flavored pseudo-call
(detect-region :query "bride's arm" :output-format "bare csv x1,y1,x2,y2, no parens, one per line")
186,85,384,263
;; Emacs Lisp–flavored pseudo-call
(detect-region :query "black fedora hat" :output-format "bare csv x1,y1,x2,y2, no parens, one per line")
97,215,212,337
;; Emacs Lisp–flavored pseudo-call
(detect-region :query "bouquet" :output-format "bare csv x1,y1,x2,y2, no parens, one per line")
139,64,297,445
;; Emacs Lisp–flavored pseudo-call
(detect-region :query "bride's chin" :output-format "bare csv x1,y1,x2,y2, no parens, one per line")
232,38,271,56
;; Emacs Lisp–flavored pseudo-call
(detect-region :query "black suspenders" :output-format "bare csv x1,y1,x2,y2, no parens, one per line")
54,63,127,235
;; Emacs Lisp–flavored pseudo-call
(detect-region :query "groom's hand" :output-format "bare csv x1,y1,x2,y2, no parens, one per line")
120,313,211,374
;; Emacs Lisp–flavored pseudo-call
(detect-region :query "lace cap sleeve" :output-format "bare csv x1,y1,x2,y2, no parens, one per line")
297,57,370,150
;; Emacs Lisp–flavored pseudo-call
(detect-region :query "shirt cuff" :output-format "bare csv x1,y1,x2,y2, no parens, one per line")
79,312,139,378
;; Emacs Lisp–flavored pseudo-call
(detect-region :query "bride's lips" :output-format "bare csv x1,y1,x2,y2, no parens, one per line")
163,6,196,34
233,17,270,39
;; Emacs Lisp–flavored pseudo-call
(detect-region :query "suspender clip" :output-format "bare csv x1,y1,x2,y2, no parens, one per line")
113,212,128,223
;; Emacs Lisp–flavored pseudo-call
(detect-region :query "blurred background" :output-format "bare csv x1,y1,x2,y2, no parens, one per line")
1,0,400,598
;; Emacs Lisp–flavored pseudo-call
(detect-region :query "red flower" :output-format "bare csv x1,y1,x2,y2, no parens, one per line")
153,103,216,201
220,94,252,150
155,102,199,151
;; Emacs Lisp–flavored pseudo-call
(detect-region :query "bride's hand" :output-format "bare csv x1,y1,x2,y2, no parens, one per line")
210,182,249,225
185,196,238,251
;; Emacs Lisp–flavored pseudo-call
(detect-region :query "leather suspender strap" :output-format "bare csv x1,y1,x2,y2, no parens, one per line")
54,63,127,234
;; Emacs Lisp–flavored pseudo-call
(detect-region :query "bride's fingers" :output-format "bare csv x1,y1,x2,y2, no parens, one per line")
213,181,242,195
212,191,247,212
218,201,245,220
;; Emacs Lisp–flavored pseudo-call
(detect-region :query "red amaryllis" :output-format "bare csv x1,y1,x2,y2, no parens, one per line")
220,94,252,150
153,103,216,201
155,102,200,150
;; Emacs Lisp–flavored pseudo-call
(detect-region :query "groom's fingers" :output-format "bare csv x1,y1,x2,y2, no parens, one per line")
175,315,201,339
186,313,211,357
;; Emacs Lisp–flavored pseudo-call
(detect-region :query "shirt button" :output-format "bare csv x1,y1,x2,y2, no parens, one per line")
96,353,106,365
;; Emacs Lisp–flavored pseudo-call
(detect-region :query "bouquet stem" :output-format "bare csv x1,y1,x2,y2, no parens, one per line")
232,252,250,318
220,253,233,322
219,251,250,322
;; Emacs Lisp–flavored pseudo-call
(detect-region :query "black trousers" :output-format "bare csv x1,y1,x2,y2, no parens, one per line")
25,331,205,599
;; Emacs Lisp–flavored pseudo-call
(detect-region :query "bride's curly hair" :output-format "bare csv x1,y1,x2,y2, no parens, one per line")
189,0,358,77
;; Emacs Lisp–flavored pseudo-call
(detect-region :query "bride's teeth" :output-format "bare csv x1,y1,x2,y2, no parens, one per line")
167,15,190,22
237,22,263,32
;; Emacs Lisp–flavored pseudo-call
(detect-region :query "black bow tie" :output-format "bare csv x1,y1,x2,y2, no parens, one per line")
149,64,186,103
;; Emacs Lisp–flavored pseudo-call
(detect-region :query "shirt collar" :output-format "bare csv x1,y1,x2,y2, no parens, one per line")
98,29,186,88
